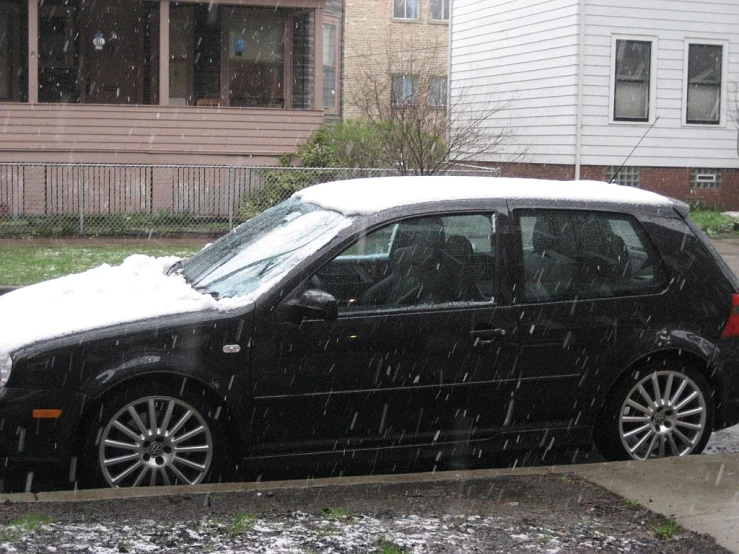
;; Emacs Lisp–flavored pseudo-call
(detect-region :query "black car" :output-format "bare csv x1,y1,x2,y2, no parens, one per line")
2,176,739,490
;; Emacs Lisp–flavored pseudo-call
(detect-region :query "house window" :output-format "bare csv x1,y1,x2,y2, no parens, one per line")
614,39,652,122
393,0,418,20
0,0,28,102
430,0,449,21
686,44,722,125
428,76,447,107
606,166,640,187
392,74,416,105
691,168,722,189
323,22,338,111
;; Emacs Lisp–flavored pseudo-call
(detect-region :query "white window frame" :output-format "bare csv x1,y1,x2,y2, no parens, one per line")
392,74,416,105
682,39,728,127
428,76,447,107
609,35,658,125
393,0,418,20
322,18,340,114
430,0,449,21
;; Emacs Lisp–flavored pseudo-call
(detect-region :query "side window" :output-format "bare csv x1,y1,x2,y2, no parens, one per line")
516,210,666,303
313,213,497,310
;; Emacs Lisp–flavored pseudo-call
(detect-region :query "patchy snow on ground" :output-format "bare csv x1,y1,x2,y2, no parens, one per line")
705,423,739,455
0,510,654,554
0,255,219,384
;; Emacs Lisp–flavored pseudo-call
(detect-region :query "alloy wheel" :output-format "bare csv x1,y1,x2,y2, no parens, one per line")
618,370,707,460
98,395,213,487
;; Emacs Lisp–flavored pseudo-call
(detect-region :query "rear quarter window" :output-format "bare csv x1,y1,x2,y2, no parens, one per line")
515,209,668,303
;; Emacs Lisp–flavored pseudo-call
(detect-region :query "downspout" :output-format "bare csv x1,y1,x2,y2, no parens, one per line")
574,0,586,180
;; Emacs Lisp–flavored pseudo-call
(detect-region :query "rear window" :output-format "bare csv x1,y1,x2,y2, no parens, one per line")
515,209,667,302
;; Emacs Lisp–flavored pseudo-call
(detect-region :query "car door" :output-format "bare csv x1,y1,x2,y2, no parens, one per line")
248,209,522,460
505,206,669,435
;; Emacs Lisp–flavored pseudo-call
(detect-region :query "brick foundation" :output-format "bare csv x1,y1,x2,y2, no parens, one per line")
489,162,739,210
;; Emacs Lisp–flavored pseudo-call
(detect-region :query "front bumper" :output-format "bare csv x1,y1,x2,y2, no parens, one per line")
0,386,86,471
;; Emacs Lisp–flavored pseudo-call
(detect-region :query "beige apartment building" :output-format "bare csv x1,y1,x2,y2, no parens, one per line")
342,0,450,119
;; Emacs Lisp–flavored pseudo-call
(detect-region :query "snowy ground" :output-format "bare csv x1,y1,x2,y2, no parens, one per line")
0,474,728,554
704,423,739,455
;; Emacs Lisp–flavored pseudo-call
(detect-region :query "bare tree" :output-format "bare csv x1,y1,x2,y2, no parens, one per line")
345,40,518,175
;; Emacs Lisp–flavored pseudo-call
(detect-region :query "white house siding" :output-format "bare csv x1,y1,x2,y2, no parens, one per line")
579,0,739,168
450,0,581,164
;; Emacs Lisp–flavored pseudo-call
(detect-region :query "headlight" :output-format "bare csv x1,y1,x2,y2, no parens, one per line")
0,355,11,387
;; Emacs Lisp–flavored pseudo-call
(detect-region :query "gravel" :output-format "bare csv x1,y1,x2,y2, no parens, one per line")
0,474,730,553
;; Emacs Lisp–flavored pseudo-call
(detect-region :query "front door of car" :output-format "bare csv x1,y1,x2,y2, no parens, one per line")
249,211,521,463
505,207,670,434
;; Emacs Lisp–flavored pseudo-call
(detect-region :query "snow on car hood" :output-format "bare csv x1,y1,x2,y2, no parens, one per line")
0,255,223,384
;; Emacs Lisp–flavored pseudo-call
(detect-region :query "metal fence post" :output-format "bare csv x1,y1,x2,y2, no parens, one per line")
78,168,84,234
228,167,234,230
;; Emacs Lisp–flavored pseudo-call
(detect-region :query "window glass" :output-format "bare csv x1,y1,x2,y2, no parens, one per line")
393,0,418,19
517,210,666,302
313,213,497,310
606,166,640,187
392,74,416,105
0,1,28,102
428,76,447,107
322,23,337,110
614,39,651,121
687,44,722,124
430,0,449,21
690,168,722,189
227,10,285,107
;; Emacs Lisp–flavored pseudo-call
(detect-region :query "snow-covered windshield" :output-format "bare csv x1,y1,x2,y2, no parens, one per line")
177,199,352,299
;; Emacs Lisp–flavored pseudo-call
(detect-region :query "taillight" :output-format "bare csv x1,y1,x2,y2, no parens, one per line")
721,294,739,338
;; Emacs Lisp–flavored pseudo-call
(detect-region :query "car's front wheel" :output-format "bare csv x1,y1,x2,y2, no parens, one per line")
82,380,229,488
596,362,714,461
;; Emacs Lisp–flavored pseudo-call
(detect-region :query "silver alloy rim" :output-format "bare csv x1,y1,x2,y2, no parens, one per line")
619,370,707,460
98,396,213,487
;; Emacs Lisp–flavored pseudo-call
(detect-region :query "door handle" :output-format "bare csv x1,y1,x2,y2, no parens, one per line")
470,328,508,346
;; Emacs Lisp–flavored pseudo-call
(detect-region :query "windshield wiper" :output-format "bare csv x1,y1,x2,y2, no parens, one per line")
167,259,183,276
194,286,221,300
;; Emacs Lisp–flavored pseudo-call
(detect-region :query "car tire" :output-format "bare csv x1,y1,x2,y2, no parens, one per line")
595,361,714,461
80,379,232,488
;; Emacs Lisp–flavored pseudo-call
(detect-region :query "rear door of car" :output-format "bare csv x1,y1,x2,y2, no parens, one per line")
249,205,523,461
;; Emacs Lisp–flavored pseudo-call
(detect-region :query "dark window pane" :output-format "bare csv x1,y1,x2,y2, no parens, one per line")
614,40,651,121
687,44,722,124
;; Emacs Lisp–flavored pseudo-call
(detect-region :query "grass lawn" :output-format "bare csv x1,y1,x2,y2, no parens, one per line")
0,208,736,287
689,209,738,236
0,245,201,286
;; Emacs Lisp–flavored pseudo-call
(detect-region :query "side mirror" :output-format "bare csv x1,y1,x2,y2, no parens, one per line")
277,289,338,323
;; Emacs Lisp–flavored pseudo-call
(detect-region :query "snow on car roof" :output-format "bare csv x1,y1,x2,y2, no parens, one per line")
293,176,675,216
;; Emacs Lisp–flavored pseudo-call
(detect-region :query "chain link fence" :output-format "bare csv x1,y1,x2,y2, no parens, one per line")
0,163,500,238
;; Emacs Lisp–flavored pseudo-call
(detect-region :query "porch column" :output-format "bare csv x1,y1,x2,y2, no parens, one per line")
159,0,170,106
313,7,323,111
27,0,38,103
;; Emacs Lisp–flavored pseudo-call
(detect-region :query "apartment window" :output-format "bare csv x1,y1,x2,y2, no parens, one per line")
691,168,722,189
606,166,640,187
392,75,416,105
393,0,418,19
686,44,723,125
323,22,338,111
429,76,447,107
430,0,449,21
614,39,652,122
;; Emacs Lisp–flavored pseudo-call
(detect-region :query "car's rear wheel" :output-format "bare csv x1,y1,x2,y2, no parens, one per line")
596,362,714,461
82,380,230,488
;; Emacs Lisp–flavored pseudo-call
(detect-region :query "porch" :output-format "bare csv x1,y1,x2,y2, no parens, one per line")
0,0,336,164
